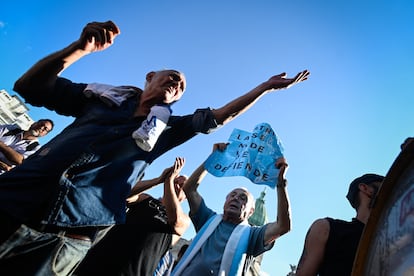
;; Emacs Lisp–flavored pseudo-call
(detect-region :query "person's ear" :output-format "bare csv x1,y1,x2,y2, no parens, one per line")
359,183,372,197
146,71,156,83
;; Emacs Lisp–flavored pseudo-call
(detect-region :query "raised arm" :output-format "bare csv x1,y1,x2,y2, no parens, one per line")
263,157,291,245
163,157,190,238
212,70,310,125
295,218,330,276
13,21,120,94
183,143,227,215
182,163,207,216
126,166,172,203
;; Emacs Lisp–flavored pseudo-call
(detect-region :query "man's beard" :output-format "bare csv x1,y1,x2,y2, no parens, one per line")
30,129,40,137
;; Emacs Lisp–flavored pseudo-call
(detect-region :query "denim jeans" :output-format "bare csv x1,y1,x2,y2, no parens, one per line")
0,224,91,276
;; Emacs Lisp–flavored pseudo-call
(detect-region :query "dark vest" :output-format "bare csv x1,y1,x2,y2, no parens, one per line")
318,217,365,276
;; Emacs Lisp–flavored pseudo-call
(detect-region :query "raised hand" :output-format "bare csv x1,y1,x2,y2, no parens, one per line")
212,142,228,153
276,157,288,182
79,21,120,53
169,157,186,180
0,160,12,172
158,167,174,183
265,70,310,91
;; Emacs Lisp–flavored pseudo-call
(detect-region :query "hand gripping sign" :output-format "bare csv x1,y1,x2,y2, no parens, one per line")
204,122,284,188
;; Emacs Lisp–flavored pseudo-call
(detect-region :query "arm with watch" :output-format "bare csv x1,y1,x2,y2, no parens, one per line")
263,157,291,246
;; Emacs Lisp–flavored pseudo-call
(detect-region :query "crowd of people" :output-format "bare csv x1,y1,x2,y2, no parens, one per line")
0,20,410,276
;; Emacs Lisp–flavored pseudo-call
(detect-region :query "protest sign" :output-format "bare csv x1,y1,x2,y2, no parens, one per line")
204,122,284,188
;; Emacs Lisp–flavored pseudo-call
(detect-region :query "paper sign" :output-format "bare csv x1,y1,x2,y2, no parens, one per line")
204,122,284,188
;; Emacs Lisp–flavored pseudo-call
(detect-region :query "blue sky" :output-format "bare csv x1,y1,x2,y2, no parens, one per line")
1,1,413,275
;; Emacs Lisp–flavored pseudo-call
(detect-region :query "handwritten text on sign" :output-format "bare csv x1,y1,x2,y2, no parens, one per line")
204,122,284,188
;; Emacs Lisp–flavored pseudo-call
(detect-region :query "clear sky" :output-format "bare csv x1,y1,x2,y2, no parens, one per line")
1,1,413,275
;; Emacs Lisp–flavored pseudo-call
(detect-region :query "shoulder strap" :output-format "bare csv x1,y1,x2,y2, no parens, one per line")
171,214,222,275
220,223,251,276
26,141,40,151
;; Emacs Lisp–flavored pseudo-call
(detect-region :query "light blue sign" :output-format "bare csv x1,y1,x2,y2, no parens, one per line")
204,122,284,188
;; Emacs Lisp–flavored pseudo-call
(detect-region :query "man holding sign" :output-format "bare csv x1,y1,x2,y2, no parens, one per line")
172,143,291,276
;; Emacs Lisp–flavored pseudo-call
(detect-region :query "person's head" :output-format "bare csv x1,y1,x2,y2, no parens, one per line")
223,187,255,224
346,173,384,210
401,137,414,151
144,70,186,105
174,174,188,202
28,119,54,138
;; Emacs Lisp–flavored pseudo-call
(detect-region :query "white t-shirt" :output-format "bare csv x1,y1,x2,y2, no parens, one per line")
0,124,40,173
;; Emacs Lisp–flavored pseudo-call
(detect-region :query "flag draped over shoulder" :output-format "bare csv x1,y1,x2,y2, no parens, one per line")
204,122,284,188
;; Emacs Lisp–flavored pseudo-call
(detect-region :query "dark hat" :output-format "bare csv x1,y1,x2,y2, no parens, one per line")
346,173,384,209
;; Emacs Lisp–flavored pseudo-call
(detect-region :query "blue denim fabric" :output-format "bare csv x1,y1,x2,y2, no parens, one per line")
0,224,91,276
0,77,218,228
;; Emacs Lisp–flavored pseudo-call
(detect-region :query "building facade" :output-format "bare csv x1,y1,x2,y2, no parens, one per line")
0,89,34,129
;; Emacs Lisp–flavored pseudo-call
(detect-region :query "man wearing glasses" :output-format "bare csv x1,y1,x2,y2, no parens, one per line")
0,119,54,174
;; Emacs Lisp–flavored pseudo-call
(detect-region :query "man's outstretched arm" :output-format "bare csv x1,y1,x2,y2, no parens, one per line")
182,163,207,216
183,143,227,215
212,70,310,126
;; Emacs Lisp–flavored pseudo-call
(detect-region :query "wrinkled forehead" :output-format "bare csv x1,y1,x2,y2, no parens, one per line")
164,69,184,76
228,188,254,200
157,69,186,90
160,69,186,79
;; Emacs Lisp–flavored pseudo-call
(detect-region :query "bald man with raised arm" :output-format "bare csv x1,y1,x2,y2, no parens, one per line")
172,143,291,276
0,20,308,275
